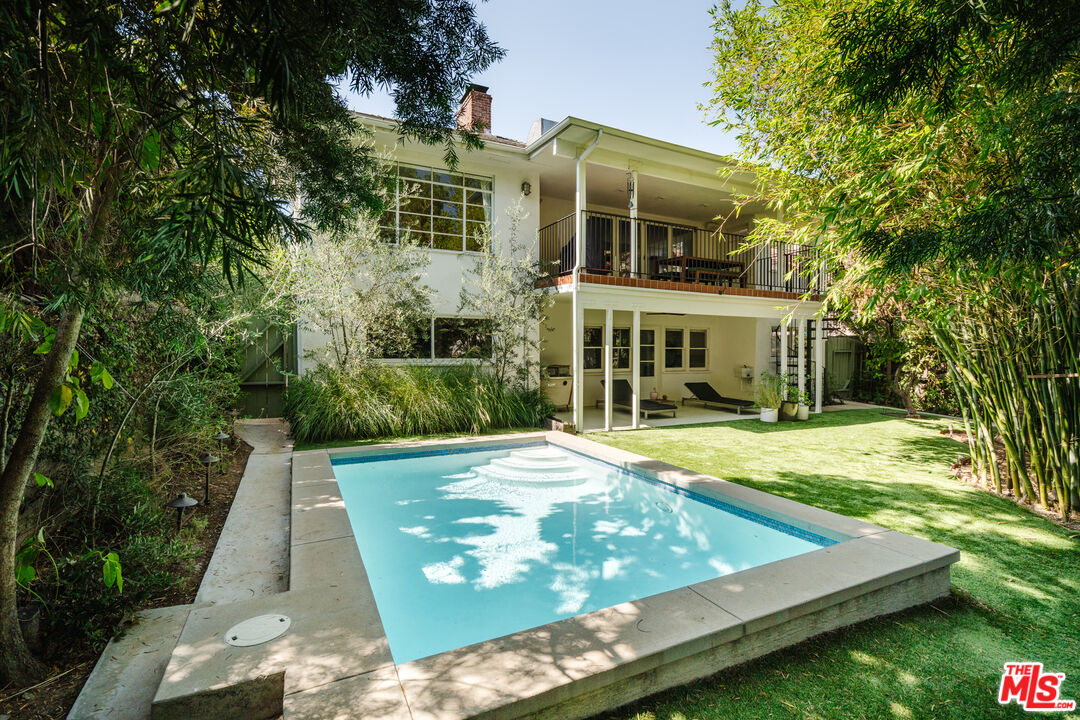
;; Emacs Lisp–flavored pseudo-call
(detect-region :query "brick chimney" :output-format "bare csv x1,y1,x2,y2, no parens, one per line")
457,84,491,133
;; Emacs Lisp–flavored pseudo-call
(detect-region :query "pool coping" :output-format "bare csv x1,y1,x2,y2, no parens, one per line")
151,431,959,720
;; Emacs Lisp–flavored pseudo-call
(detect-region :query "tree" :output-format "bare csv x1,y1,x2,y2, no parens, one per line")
0,0,501,684
459,200,551,387
705,0,1079,516
286,210,434,368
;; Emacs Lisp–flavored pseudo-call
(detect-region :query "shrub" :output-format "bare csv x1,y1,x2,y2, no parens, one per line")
284,364,555,443
754,370,786,409
29,465,198,647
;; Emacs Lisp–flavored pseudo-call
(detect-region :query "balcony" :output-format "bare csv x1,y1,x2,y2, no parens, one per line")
538,211,828,297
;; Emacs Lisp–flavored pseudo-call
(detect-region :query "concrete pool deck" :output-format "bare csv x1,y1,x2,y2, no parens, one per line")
150,431,959,720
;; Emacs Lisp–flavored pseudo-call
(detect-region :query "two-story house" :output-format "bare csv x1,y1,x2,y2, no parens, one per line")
295,85,829,432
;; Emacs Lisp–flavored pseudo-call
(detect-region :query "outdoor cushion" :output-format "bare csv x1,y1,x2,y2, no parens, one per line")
683,382,754,408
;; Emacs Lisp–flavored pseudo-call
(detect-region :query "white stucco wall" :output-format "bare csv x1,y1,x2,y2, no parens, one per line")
297,127,539,374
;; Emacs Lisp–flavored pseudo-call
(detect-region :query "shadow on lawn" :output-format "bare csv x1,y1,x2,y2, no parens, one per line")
678,409,896,435
590,411,1080,720
726,463,1080,633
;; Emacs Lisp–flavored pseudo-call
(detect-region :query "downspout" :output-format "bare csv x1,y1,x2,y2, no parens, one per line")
572,129,602,431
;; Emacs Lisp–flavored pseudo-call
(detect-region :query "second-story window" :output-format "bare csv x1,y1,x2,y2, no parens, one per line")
379,164,493,252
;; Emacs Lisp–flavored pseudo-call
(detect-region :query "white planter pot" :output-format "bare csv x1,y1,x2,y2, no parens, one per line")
797,403,810,421
760,407,779,423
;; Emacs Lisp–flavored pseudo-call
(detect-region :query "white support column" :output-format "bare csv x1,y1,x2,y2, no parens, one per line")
631,308,641,429
796,316,806,403
571,131,600,433
629,170,639,276
572,295,584,430
814,317,825,413
779,317,789,399
603,307,613,431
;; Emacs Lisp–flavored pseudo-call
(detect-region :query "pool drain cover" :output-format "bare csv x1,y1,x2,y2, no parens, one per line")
224,614,291,647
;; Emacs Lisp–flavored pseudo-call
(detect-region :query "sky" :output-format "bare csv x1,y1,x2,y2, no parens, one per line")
337,1,740,156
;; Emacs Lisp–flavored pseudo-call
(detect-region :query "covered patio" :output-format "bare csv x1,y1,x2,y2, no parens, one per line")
540,287,825,433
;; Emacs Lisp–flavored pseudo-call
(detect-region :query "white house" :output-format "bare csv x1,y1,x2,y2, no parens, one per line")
295,85,829,431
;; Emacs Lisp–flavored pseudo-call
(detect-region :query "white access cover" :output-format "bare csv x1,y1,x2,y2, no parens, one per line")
224,614,291,647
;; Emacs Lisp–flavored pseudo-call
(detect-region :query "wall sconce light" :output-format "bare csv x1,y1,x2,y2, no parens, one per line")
521,181,532,197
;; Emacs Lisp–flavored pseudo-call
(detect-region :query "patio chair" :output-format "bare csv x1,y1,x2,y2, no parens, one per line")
596,379,677,419
682,382,756,415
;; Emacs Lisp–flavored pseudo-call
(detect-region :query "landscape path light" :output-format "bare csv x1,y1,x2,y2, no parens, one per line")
213,431,230,474
165,493,198,532
199,452,219,506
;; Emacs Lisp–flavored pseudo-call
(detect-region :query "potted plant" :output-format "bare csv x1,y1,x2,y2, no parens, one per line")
754,370,784,423
796,389,811,420
649,387,659,401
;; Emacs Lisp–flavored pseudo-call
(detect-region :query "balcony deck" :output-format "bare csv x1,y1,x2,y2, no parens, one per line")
539,210,829,299
541,271,824,301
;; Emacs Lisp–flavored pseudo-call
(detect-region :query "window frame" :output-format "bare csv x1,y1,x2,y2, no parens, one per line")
380,163,493,253
688,328,708,370
613,327,631,370
640,328,656,377
582,326,633,372
664,328,685,370
583,326,603,371
376,316,493,363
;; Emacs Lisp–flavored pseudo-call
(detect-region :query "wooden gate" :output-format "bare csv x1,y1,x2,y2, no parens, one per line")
238,322,296,418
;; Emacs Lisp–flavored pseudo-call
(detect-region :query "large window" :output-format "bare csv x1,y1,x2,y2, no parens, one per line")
381,317,491,360
379,164,492,252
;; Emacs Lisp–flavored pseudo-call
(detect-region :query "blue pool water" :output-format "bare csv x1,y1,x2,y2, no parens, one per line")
332,443,836,664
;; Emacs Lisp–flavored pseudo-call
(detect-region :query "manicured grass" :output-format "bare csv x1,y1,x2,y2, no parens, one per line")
588,409,1080,720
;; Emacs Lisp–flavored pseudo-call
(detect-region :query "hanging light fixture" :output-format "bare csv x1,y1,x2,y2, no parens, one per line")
625,169,635,210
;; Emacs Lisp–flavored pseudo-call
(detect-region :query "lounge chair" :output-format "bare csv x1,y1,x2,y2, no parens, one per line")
682,382,756,415
596,379,677,419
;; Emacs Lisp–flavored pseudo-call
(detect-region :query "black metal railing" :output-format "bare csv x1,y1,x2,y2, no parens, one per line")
538,210,829,294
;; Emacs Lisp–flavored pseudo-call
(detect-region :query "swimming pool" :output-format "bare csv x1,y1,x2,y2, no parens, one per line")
332,442,839,664
153,431,958,720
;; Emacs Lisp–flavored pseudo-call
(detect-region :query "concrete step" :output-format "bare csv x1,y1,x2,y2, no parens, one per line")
67,605,190,720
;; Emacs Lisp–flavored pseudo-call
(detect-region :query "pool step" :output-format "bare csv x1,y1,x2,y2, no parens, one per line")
489,455,577,473
473,448,588,487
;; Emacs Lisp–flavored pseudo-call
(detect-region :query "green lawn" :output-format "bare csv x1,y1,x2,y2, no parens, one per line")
587,409,1080,720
